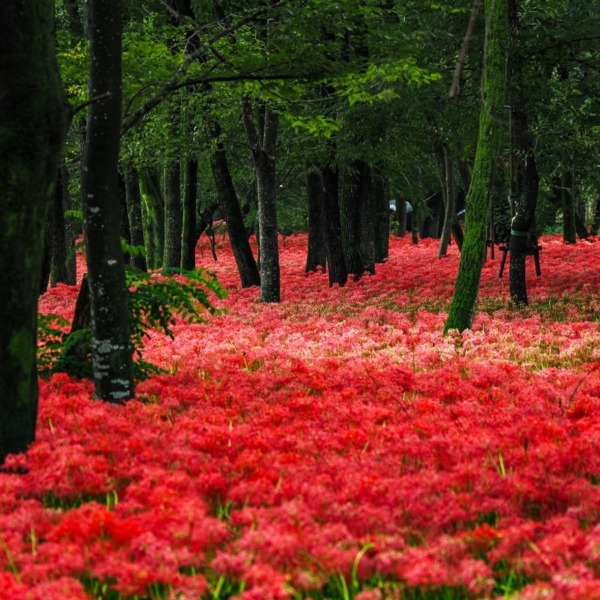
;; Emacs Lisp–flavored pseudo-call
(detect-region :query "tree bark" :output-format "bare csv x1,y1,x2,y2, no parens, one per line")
305,165,327,272
81,0,134,401
508,0,539,306
139,169,164,270
445,0,508,333
242,98,281,302
322,162,348,287
163,158,183,268
181,158,198,270
0,0,69,462
209,124,261,287
372,169,389,262
438,146,455,259
123,164,147,271
562,170,576,244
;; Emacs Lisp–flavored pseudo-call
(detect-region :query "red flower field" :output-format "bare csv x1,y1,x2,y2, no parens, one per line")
3,233,600,599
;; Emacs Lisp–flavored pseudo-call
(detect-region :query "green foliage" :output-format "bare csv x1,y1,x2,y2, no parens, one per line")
38,268,227,381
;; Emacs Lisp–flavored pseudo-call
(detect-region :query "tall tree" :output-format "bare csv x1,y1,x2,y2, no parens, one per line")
445,0,509,333
0,0,69,462
507,0,539,306
242,97,281,302
81,0,135,401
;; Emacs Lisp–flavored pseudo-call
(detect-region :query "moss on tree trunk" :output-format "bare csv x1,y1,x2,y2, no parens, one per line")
0,0,69,461
444,0,508,333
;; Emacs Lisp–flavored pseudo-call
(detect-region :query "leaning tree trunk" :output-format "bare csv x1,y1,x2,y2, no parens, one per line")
209,123,260,287
305,165,327,272
139,168,164,270
0,0,69,462
508,0,539,306
445,0,508,333
81,0,134,401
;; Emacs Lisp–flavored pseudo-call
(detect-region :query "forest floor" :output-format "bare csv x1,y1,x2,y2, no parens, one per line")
4,233,600,599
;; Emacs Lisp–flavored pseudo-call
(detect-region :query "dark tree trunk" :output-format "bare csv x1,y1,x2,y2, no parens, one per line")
181,158,198,269
372,169,389,262
118,171,130,246
359,162,376,274
81,0,134,401
340,164,365,278
305,165,327,272
322,163,348,287
438,146,456,258
242,99,280,302
508,110,538,306
0,0,69,462
139,168,164,270
50,166,71,285
562,170,576,244
123,164,147,271
507,0,539,306
61,165,79,285
209,126,260,287
591,198,600,236
395,198,407,237
163,159,182,268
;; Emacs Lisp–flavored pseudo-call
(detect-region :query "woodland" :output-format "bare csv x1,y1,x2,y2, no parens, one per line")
1,0,600,598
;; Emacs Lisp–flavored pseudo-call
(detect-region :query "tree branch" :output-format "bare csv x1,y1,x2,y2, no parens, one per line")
449,0,481,99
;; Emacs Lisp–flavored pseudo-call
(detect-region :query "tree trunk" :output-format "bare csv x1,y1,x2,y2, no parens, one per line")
438,146,455,258
445,0,508,333
50,166,71,285
123,164,147,271
81,0,134,402
562,170,576,244
0,0,69,462
163,159,182,268
305,165,327,272
359,162,376,274
139,168,164,270
209,125,260,287
242,98,280,302
373,169,389,262
322,162,348,287
340,163,365,278
181,158,198,270
508,0,539,306
591,198,600,236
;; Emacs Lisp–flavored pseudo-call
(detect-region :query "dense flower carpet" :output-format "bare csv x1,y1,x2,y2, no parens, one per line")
3,233,600,599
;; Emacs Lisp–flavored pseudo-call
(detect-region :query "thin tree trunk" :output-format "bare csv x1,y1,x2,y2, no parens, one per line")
445,0,508,333
50,166,71,285
139,169,164,269
181,158,198,269
123,164,147,271
562,170,576,244
81,0,134,401
438,146,455,258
